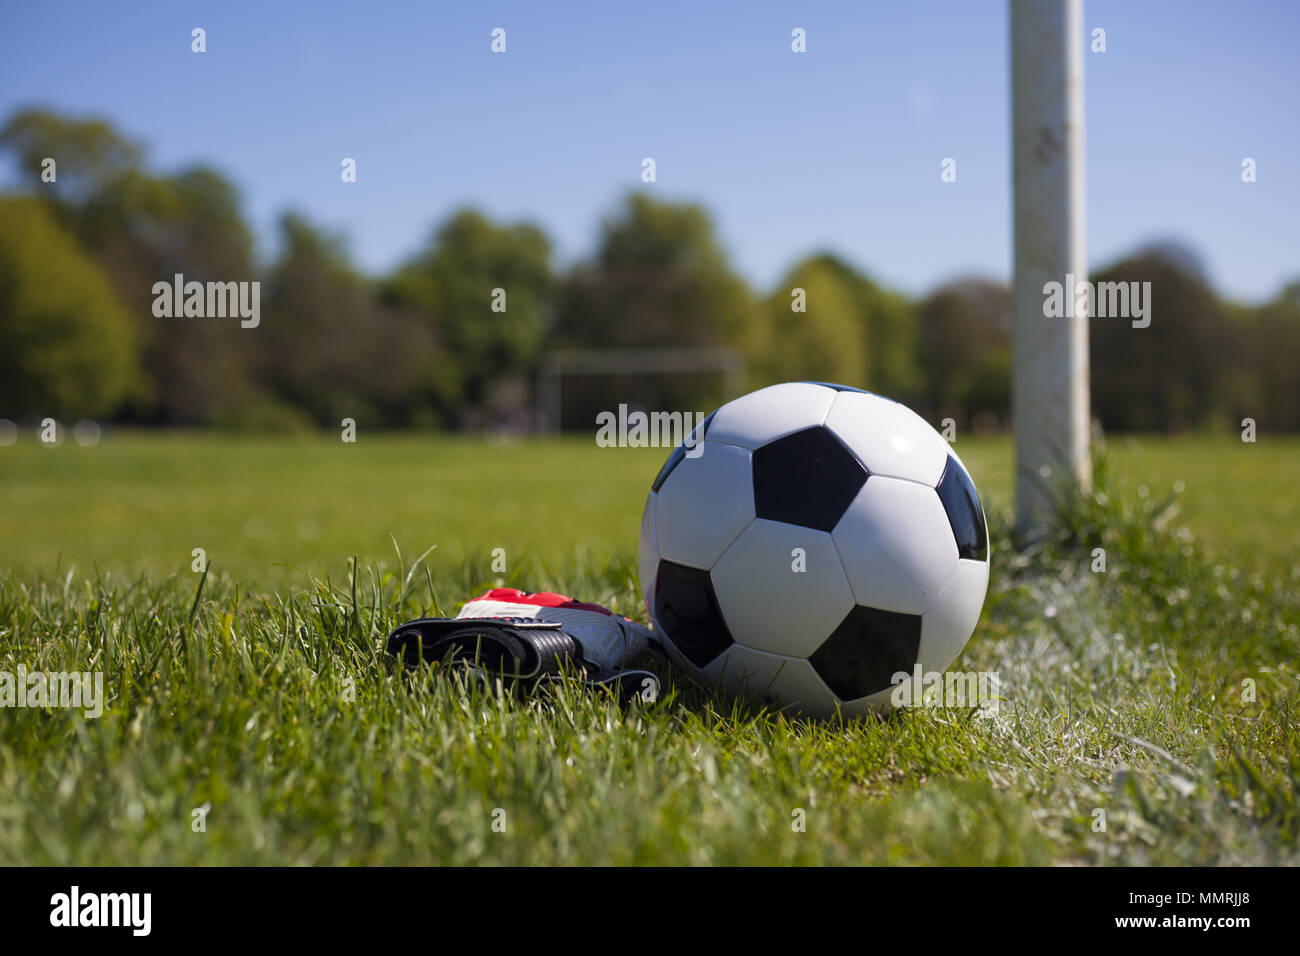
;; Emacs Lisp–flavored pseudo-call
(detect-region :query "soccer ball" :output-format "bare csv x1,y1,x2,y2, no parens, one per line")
638,382,989,717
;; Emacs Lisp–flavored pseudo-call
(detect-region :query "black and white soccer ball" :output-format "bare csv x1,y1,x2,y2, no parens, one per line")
638,382,989,717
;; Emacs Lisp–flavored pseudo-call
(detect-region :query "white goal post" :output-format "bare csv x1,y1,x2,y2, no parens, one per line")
1011,0,1092,534
536,347,747,433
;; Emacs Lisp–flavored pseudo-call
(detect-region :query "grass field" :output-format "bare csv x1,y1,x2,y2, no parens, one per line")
0,432,1297,864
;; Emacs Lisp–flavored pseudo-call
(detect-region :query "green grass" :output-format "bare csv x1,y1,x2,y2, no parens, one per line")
0,432,1297,864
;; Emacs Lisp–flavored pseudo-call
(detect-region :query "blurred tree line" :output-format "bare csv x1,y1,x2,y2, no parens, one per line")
2,108,1297,433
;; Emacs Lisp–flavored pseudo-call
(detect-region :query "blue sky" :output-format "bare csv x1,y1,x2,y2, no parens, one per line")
1,0,1296,302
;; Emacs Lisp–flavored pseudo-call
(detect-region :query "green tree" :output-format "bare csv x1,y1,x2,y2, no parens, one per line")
552,194,757,426
757,256,869,386
255,213,439,428
112,164,259,424
558,194,755,350
916,278,1012,428
756,253,920,397
386,209,553,425
1089,247,1235,431
1230,280,1300,431
823,257,920,401
0,109,144,209
0,197,141,417
1,109,263,423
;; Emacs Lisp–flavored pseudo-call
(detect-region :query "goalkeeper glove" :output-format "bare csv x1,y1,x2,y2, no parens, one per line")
385,588,660,704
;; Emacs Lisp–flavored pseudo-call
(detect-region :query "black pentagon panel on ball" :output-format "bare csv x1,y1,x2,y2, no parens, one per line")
809,605,922,700
751,426,868,532
935,455,988,560
654,560,734,668
650,410,717,492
